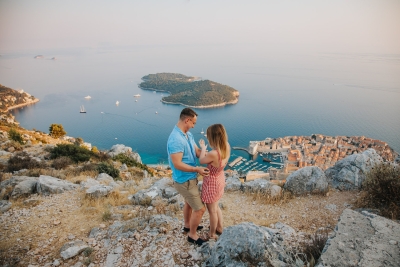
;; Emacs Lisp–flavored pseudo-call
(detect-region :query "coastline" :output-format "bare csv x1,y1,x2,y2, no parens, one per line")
6,98,40,111
140,86,240,108
160,97,239,109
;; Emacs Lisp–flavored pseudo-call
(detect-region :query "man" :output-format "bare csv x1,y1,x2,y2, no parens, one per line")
167,108,209,245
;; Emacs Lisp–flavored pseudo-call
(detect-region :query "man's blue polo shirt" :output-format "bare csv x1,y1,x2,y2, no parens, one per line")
167,125,197,183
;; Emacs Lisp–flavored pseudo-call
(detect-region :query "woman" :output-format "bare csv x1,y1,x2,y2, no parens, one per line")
199,124,230,240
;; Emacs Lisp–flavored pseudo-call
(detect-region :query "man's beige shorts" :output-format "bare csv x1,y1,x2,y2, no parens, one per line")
173,179,204,211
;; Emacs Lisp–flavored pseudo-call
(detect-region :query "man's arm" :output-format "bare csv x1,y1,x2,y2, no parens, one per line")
194,143,202,158
170,152,209,176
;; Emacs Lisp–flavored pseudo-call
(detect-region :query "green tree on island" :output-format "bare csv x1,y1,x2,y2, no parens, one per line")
49,124,66,138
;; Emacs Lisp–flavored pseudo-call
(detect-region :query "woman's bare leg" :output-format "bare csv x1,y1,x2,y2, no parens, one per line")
216,204,223,233
206,202,219,238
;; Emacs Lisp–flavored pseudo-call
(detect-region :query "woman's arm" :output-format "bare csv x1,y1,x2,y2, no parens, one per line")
199,139,216,165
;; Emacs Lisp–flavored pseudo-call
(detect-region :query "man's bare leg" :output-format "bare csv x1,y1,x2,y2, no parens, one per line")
188,205,206,240
183,202,192,228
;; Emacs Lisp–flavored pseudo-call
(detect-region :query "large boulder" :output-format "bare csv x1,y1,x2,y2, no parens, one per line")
11,178,38,198
80,178,100,189
86,185,114,198
36,175,78,195
325,149,382,190
0,176,35,189
284,166,328,195
316,209,400,267
107,144,142,163
200,222,296,267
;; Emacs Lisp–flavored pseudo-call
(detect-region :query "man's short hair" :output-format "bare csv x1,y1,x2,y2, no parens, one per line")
180,108,198,120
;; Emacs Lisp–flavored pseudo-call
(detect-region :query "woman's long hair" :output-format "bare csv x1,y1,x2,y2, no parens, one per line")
206,124,229,159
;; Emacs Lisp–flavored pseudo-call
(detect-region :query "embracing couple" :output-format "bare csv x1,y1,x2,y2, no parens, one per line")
167,108,230,245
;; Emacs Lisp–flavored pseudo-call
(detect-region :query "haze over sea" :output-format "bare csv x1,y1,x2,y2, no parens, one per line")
1,1,399,164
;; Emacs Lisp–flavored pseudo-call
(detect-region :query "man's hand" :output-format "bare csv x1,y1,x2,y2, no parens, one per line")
196,166,209,176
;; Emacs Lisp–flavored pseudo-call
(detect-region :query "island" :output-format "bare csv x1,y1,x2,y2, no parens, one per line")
139,73,239,108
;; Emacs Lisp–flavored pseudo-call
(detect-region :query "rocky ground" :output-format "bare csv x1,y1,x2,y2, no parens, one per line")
0,122,398,266
0,184,356,267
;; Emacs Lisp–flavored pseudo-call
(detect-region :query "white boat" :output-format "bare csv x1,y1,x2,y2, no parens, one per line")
80,105,86,113
155,111,158,114
135,100,138,102
84,95,91,99
116,101,119,105
134,94,141,97
200,128,204,134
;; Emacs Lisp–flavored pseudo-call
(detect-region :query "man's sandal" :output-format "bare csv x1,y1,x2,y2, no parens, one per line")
183,225,204,232
187,236,207,246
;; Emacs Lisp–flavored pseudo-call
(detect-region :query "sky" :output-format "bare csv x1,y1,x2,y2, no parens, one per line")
1,0,400,54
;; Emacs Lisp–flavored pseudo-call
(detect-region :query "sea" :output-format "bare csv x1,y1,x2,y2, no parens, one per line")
1,46,399,165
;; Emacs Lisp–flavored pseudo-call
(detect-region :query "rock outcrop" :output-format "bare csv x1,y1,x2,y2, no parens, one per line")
129,177,176,205
60,240,89,260
325,149,382,190
317,208,400,267
284,166,328,195
107,144,142,163
36,175,78,195
200,222,298,267
242,178,282,197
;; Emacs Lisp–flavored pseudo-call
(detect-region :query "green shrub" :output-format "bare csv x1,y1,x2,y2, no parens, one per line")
7,152,45,172
102,210,112,221
91,146,99,154
97,162,119,178
8,128,24,144
49,123,66,138
359,162,400,219
50,144,93,163
51,156,73,170
113,153,153,176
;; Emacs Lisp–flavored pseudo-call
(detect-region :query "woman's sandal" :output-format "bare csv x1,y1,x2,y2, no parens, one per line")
208,236,219,241
208,227,223,236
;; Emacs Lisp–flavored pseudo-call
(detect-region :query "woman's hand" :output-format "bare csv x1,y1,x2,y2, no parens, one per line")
199,139,207,150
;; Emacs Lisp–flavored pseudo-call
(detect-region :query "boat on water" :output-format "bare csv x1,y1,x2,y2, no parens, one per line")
134,94,141,97
155,111,158,114
116,101,119,105
84,95,91,99
263,157,272,162
80,105,86,113
200,128,204,134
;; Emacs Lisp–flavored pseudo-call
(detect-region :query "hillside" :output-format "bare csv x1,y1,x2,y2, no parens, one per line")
139,73,240,108
0,91,398,266
0,84,39,112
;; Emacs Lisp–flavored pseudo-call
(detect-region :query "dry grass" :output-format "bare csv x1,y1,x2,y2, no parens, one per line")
214,189,355,233
81,189,131,212
246,188,294,206
0,192,104,266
